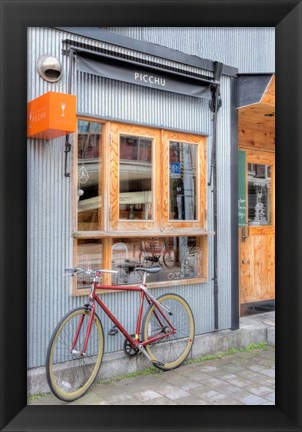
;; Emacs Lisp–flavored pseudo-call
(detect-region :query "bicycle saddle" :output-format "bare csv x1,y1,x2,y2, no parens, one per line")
135,267,161,274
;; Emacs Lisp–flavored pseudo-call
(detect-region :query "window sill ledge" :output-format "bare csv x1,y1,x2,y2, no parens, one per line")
72,277,208,296
73,229,214,238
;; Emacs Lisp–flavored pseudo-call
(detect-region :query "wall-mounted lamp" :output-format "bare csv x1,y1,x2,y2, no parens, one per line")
37,55,63,83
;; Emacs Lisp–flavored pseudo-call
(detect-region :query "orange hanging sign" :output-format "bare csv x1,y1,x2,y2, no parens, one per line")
27,91,76,139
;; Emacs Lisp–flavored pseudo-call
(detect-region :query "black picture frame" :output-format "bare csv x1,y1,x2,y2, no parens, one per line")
0,1,301,431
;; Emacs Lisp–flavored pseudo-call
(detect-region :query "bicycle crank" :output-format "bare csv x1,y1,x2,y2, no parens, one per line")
123,335,139,357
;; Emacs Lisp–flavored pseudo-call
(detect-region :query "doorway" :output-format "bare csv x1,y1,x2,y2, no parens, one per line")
239,149,275,305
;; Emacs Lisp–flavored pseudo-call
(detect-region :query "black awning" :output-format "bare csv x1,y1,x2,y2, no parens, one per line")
75,49,212,100
237,74,274,108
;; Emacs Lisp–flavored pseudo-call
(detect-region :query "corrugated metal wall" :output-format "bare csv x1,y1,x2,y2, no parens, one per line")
106,27,275,74
27,27,234,368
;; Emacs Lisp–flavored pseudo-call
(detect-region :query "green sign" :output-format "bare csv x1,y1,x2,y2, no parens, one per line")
238,150,247,226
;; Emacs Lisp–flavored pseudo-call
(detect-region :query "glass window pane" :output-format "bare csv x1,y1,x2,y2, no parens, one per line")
248,163,272,225
119,135,153,220
77,121,103,230
77,239,103,290
169,142,197,220
112,237,203,285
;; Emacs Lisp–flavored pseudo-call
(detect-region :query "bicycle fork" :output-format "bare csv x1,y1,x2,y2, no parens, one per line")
71,304,95,357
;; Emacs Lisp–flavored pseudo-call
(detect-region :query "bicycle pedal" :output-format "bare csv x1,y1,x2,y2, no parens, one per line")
108,326,118,336
152,360,165,367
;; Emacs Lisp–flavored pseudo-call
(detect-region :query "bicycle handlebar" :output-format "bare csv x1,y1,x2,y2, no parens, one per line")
64,267,119,277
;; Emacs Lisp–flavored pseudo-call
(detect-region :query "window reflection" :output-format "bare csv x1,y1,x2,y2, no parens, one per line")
77,121,103,230
77,239,103,289
111,237,203,285
119,135,153,220
248,163,272,225
169,142,197,221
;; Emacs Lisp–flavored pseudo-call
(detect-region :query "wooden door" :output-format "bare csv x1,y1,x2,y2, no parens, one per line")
239,149,275,304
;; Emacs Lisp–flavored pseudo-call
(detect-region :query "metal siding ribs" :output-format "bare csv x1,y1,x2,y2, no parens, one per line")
27,27,242,368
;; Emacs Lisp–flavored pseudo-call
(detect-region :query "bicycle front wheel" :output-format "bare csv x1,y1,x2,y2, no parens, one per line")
139,251,154,267
143,294,195,371
46,307,104,402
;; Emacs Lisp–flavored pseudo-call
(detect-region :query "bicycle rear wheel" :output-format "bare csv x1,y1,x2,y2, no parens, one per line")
143,294,194,371
46,307,104,402
163,249,176,268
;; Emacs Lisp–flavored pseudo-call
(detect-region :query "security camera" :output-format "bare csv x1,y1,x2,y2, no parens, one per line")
37,55,63,83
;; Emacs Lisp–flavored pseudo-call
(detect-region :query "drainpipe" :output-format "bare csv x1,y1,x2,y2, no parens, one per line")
208,62,223,331
64,48,76,177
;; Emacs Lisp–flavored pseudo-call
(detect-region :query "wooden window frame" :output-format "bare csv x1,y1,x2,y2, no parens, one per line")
109,122,161,233
161,130,207,231
73,118,209,296
75,117,107,232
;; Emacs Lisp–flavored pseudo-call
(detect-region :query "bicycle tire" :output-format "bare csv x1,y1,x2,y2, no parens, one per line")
46,307,104,402
142,293,195,371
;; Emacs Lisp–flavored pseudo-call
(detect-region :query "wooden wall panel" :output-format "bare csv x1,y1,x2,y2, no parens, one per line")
238,127,275,152
238,104,275,152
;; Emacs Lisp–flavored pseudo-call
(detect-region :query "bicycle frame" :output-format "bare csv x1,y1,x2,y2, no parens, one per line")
76,276,176,357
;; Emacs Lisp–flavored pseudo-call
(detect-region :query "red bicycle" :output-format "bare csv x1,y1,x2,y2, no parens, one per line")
139,238,176,268
46,266,195,402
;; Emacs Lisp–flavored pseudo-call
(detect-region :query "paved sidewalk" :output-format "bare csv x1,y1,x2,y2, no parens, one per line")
28,345,275,406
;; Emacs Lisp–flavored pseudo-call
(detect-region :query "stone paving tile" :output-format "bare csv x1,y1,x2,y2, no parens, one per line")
141,398,177,405
115,398,145,405
238,394,269,405
97,393,134,404
179,369,212,382
199,377,233,390
159,372,201,390
247,364,267,372
223,376,257,388
259,368,275,378
244,385,273,397
175,396,209,405
134,389,164,402
261,378,275,387
146,383,191,400
177,380,204,392
211,397,243,406
188,383,218,397
161,388,192,400
70,392,112,405
265,392,275,403
219,384,262,402
236,369,266,382
109,377,150,391
218,363,248,373
211,371,238,381
198,390,230,405
90,384,141,404
189,385,245,406
197,365,221,373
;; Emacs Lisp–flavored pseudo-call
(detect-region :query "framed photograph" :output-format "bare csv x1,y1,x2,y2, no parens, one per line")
1,1,301,431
